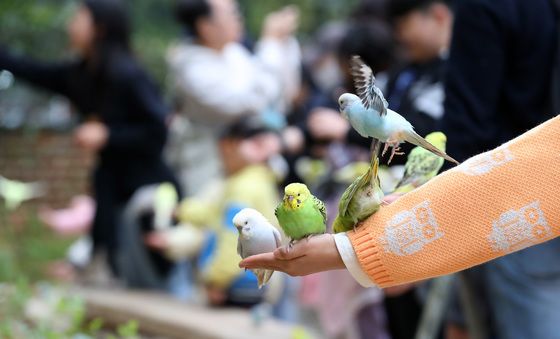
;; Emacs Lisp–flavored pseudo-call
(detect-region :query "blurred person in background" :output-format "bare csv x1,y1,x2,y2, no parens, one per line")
166,0,302,196
373,0,454,338
148,116,291,310
380,0,452,165
438,0,559,338
304,19,396,155
0,0,180,284
283,13,396,339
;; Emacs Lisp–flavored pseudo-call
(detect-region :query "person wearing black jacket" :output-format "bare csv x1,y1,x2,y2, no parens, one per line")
0,0,179,279
438,0,559,338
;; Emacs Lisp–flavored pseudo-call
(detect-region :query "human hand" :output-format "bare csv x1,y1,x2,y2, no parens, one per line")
281,126,304,154
74,121,108,152
262,5,299,40
307,108,350,141
144,231,168,251
239,233,345,276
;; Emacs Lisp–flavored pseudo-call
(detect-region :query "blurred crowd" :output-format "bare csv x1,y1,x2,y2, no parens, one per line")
1,0,559,338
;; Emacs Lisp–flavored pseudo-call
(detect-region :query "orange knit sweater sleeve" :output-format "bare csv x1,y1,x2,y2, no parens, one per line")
349,115,560,288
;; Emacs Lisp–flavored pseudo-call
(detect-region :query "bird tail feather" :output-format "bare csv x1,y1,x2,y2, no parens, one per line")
404,131,459,164
254,269,274,289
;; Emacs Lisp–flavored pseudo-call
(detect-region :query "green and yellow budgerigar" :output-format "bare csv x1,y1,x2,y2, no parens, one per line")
275,183,326,245
333,146,384,233
393,131,448,195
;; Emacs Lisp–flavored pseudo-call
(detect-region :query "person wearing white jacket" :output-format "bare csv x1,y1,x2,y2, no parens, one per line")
166,0,302,195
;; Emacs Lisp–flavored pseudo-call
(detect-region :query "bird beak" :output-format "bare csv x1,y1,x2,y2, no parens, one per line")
234,224,242,232
287,195,294,202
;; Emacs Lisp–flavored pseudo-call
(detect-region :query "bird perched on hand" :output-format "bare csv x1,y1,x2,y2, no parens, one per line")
233,208,282,288
333,147,384,233
338,55,458,165
393,132,448,195
0,175,47,210
275,183,326,247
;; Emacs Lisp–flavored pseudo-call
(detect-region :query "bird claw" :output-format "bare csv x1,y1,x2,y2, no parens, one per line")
382,143,390,157
387,146,403,164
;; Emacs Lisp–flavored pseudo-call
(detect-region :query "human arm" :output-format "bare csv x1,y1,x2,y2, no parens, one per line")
241,115,560,287
0,46,74,96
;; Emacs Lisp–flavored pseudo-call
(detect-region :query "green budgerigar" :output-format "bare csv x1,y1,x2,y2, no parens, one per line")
393,132,448,195
275,183,326,245
333,148,384,233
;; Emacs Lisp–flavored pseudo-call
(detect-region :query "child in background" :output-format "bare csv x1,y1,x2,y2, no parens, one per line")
148,116,284,307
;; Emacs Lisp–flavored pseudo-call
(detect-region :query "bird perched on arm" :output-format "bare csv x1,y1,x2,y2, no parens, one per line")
333,145,385,233
234,208,282,288
393,132,448,195
275,183,326,247
338,55,458,165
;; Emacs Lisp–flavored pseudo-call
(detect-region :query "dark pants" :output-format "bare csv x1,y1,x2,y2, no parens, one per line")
90,159,181,274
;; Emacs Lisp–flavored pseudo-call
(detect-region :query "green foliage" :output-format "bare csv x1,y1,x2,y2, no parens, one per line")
239,0,358,38
117,319,139,338
0,204,74,282
0,281,140,338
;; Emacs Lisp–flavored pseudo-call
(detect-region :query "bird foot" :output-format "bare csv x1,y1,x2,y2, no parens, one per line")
387,146,404,164
382,143,390,157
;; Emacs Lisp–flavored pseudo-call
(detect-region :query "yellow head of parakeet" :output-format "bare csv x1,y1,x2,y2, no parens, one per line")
283,183,311,210
424,132,447,151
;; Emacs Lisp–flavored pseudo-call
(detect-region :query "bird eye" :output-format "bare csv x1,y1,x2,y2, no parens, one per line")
297,193,301,196
244,221,248,225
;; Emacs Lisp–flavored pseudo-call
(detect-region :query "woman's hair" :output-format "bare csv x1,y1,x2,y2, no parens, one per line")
82,0,132,84
174,0,212,38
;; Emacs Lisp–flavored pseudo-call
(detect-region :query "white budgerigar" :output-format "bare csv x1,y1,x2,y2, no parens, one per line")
0,175,47,210
233,208,282,288
338,56,458,164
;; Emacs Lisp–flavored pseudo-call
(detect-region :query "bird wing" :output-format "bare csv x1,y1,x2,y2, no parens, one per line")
396,152,441,189
312,195,327,224
274,204,280,219
272,227,282,248
339,139,380,216
237,237,244,258
351,55,388,116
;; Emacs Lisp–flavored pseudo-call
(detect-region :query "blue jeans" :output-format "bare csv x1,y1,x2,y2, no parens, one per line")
485,239,560,339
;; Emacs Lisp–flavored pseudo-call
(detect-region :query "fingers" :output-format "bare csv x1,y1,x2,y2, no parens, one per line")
239,252,279,271
274,241,307,260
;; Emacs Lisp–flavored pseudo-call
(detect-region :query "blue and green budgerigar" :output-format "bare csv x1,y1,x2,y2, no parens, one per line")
393,131,448,195
338,55,458,165
333,145,384,233
275,183,326,245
